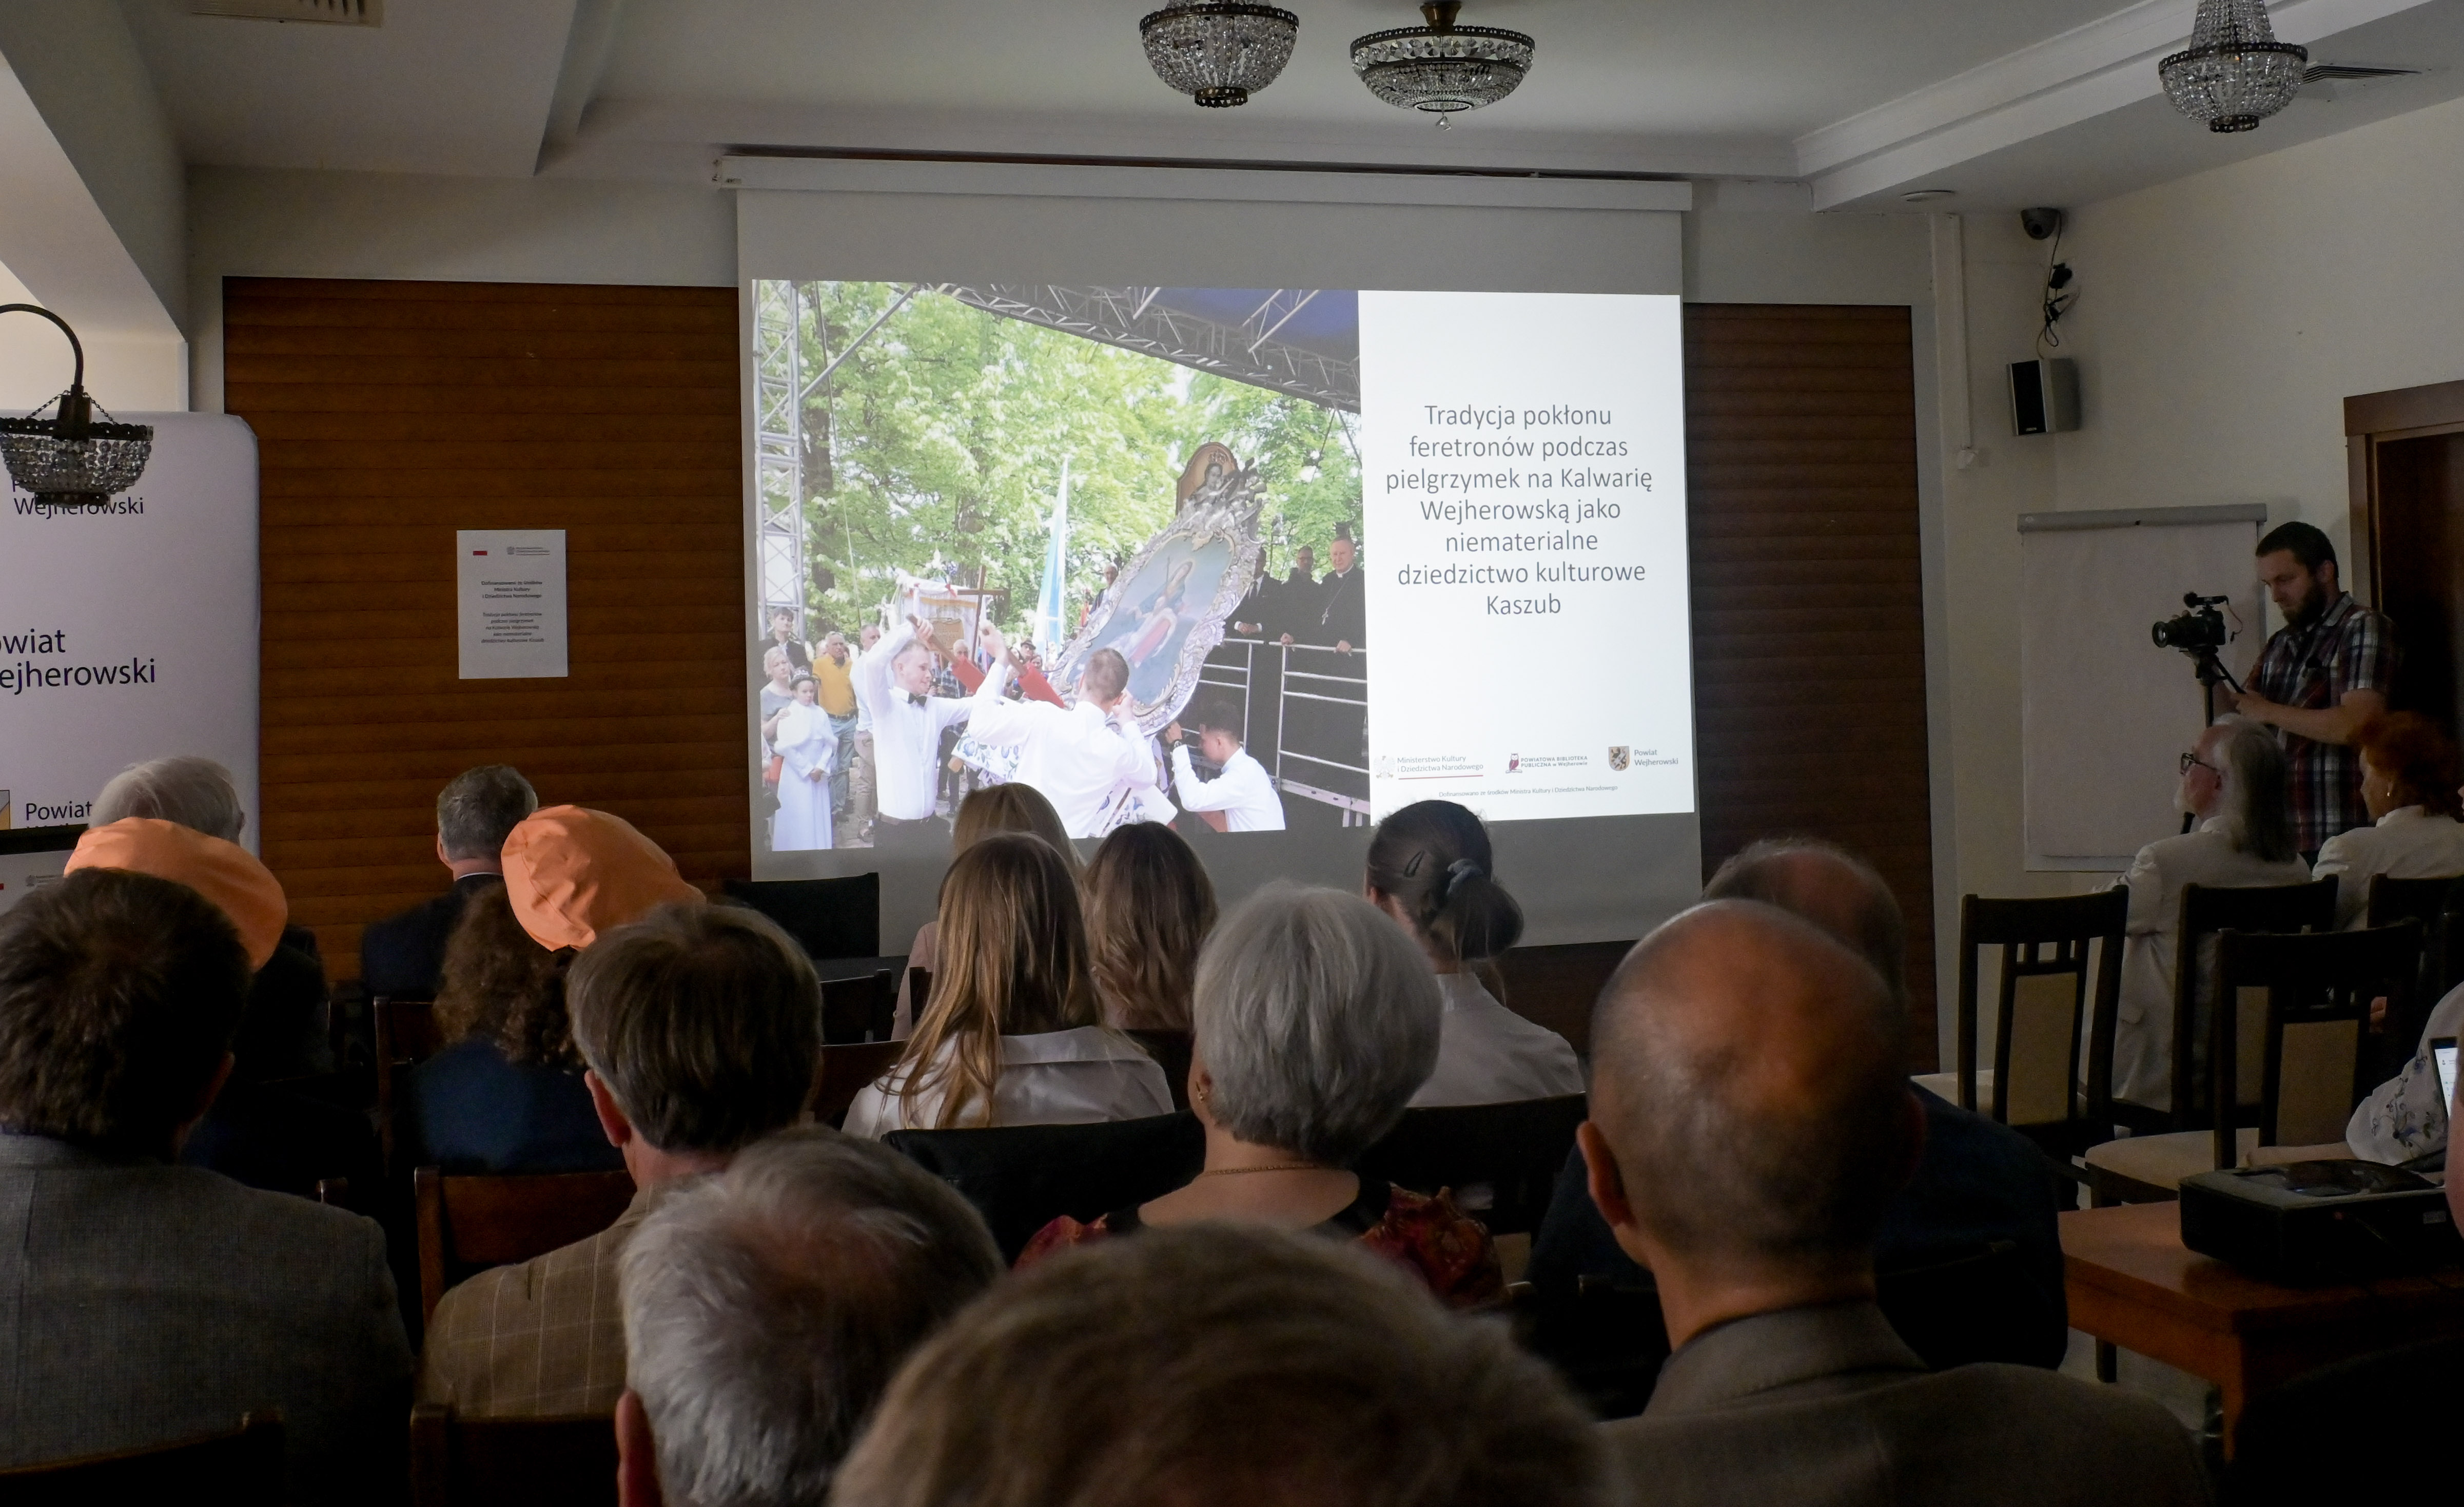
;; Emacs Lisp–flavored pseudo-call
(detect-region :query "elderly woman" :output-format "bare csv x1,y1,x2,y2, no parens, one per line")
2311,712,2464,930
848,833,1169,1136
1021,885,1502,1308
399,805,704,1173
1365,799,1582,1107
1082,820,1217,1031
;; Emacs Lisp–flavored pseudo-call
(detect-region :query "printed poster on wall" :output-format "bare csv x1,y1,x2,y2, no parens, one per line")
457,529,569,679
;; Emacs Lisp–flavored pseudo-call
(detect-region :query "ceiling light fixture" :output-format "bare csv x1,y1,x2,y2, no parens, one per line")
2159,0,2308,132
0,305,154,512
1139,2,1299,109
1350,2,1534,129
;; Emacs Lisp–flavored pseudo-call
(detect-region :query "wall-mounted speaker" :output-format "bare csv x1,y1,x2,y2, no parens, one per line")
2009,358,2080,435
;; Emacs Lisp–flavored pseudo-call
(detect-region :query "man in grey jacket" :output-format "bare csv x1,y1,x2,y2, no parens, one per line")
0,867,412,1502
1584,900,2206,1507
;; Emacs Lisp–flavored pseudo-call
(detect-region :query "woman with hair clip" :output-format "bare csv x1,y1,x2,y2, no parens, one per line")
893,783,1082,1038
1364,800,1584,1107
1083,820,1218,1031
846,833,1172,1136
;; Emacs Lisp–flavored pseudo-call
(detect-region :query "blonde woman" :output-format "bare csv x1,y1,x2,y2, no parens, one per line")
894,783,1081,1038
1082,821,1217,1032
847,834,1170,1136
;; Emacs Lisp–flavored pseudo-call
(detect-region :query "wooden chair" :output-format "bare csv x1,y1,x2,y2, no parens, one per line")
815,1040,904,1128
373,994,441,1169
409,1403,615,1507
2365,873,2464,1057
1911,890,2124,1172
1352,1094,1589,1236
821,968,896,1044
414,1167,637,1326
721,874,880,961
2084,923,2415,1203
2127,879,2339,1134
1122,1028,1194,1111
0,1411,283,1503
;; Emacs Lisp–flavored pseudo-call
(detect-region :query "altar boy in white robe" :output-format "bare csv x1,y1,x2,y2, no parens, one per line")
965,628,1170,840
771,674,838,851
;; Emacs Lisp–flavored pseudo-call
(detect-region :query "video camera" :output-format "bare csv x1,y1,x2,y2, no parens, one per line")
2152,593,2232,654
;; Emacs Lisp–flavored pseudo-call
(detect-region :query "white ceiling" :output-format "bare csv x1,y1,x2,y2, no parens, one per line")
105,0,2464,210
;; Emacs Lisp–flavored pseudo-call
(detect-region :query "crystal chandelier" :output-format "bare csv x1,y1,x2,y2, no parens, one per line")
1139,2,1299,109
0,304,152,511
2158,0,2308,132
1350,1,1535,127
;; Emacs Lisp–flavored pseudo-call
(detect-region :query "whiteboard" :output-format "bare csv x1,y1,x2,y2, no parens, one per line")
2020,506,2266,869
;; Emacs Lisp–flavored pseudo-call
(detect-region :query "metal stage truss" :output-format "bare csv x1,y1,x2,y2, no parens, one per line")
1199,640,1370,821
937,285,1360,413
751,280,811,638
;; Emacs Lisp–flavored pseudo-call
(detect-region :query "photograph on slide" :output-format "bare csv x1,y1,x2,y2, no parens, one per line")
747,282,1365,857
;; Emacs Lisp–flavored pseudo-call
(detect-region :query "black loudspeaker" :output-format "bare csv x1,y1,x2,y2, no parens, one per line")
2009,357,2080,435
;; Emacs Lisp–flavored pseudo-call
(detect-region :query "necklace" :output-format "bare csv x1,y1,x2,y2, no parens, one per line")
1198,1163,1330,1177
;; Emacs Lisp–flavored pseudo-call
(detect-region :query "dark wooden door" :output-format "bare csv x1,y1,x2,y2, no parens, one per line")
2364,430,2464,734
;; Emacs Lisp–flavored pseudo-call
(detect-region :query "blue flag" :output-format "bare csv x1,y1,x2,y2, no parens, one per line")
1034,457,1071,651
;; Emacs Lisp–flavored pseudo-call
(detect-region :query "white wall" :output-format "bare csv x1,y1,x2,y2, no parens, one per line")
186,166,736,411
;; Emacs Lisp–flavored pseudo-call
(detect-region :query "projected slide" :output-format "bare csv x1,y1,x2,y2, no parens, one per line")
744,282,1691,861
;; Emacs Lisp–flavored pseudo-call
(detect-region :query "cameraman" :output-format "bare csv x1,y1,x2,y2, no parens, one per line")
2220,521,2397,862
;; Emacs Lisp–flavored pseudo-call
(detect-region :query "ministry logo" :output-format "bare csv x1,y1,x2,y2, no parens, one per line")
1607,746,1630,771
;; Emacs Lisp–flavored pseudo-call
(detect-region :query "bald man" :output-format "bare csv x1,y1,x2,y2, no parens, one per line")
1526,840,2068,1388
1590,903,2204,1506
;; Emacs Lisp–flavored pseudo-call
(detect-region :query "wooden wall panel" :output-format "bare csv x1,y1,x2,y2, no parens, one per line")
227,278,748,970
1685,304,1939,1061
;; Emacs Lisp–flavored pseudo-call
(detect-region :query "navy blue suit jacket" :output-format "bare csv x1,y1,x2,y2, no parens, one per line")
359,873,499,998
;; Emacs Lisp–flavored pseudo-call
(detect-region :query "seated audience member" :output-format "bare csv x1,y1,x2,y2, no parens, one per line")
1586,901,2205,1506
65,817,374,1196
361,763,538,998
834,1225,1606,1507
615,1128,1003,1507
399,805,703,1174
2346,973,2462,1162
1083,819,1217,1031
2310,711,2464,929
2114,716,2311,1113
421,902,823,1416
894,783,1081,1037
1023,885,1502,1308
0,869,411,1503
1525,839,2069,1374
90,756,330,1079
1364,799,1582,1106
847,833,1170,1135
1163,696,1285,832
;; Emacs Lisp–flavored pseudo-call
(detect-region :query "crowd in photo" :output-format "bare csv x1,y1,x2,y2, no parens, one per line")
5,510,2462,1504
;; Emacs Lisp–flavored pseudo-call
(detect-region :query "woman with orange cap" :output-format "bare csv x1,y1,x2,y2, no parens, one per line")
398,806,704,1174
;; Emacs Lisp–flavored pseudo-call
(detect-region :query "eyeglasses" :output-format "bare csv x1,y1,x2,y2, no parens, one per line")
2179,752,2220,775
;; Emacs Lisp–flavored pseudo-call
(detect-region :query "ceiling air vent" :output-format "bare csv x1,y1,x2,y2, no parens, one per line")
188,0,382,24
2302,63,2420,82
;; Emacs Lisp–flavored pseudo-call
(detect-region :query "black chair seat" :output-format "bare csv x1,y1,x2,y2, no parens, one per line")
721,875,879,962
885,1113,1205,1261
1352,1094,1588,1235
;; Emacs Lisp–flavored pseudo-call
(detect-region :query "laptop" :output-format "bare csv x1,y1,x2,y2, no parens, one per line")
2435,1035,2457,1117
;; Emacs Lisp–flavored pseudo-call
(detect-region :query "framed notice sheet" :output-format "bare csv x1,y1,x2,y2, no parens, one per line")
457,529,569,679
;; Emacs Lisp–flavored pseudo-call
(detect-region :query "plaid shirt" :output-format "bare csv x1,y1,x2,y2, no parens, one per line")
2248,591,2398,854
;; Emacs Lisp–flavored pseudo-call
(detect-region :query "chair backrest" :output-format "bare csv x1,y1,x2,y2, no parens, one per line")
373,994,440,1169
1351,1094,1589,1236
2170,879,2339,1127
820,969,895,1044
1953,890,2126,1129
721,875,880,961
0,1411,284,1503
2367,873,2464,1046
2209,923,2418,1170
885,1113,1206,1261
814,1040,905,1127
409,1404,615,1507
1121,1028,1194,1111
414,1167,637,1326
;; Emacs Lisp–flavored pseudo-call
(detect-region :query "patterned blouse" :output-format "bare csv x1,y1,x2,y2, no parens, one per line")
1019,1177,1505,1309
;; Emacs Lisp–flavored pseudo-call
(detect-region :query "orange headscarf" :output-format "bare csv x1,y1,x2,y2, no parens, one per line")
500,805,704,951
64,818,288,970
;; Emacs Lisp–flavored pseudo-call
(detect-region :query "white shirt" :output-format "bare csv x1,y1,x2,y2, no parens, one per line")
2113,816,2314,1112
854,623,971,821
1410,972,1587,1108
964,670,1162,839
2310,805,2464,930
2347,980,2461,1163
842,1026,1175,1137
1170,745,1285,832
